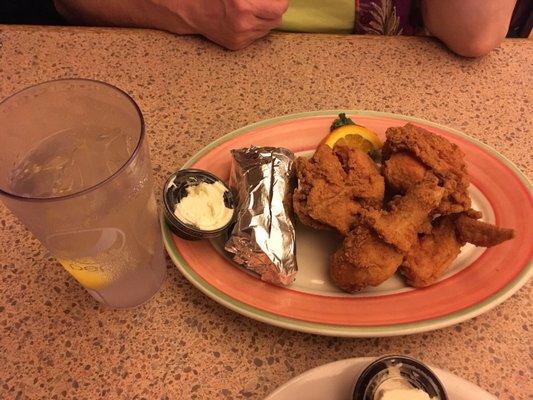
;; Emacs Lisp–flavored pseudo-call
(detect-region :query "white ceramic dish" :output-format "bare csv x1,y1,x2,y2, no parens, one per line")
265,357,496,400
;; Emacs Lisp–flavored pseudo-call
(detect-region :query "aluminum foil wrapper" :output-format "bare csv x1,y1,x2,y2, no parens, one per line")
224,146,297,286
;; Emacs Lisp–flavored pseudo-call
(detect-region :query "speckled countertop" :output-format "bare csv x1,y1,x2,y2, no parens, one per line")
0,25,531,400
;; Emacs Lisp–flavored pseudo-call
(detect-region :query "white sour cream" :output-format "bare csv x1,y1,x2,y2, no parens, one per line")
377,387,431,400
374,365,432,400
174,181,233,230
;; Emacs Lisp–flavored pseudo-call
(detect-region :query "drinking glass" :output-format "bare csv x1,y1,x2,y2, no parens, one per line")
0,79,166,308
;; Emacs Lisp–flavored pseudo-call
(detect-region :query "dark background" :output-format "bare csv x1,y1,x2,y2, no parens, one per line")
1,0,66,25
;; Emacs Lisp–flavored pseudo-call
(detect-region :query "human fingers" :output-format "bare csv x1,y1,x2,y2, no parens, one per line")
246,0,289,20
249,15,283,31
225,11,279,34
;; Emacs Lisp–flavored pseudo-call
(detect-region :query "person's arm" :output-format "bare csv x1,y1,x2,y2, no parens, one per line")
421,0,516,57
54,0,193,33
54,0,288,50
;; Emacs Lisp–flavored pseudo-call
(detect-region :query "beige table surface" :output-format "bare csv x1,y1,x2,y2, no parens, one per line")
0,25,531,400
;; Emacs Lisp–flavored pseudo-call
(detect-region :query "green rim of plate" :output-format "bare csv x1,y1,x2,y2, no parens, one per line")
162,110,532,337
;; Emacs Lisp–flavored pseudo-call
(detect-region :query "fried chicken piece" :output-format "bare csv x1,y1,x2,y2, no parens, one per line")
400,216,462,288
293,144,384,235
303,179,362,233
294,145,353,232
400,211,514,288
382,152,428,193
382,124,471,214
330,225,403,292
329,178,443,293
292,204,328,230
463,208,483,220
455,213,515,246
364,178,445,253
334,143,385,208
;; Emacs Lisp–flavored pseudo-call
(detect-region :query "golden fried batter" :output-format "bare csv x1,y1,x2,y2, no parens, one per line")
455,213,515,247
335,144,385,208
400,211,515,288
294,144,384,235
330,225,403,293
304,179,362,233
364,177,445,253
382,124,471,214
400,216,462,288
293,123,515,293
382,152,428,193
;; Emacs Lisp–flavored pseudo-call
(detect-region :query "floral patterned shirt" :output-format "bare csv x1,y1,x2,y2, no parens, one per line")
355,0,424,36
281,0,531,38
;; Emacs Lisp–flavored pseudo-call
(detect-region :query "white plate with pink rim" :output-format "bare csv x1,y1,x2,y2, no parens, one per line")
265,357,496,400
163,110,532,337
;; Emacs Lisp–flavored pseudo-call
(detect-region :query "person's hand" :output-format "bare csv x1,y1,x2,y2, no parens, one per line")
159,0,289,50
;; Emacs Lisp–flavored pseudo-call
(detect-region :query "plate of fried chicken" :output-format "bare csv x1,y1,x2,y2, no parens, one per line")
163,111,532,337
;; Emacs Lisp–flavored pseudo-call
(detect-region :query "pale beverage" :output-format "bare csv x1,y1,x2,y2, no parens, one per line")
0,79,166,308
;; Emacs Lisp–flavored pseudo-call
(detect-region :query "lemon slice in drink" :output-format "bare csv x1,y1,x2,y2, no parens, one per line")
59,259,112,290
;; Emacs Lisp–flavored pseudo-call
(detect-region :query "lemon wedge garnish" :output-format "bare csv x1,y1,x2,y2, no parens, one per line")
323,124,383,152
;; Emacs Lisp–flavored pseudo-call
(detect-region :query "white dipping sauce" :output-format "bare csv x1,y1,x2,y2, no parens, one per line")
174,181,233,230
374,365,432,400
